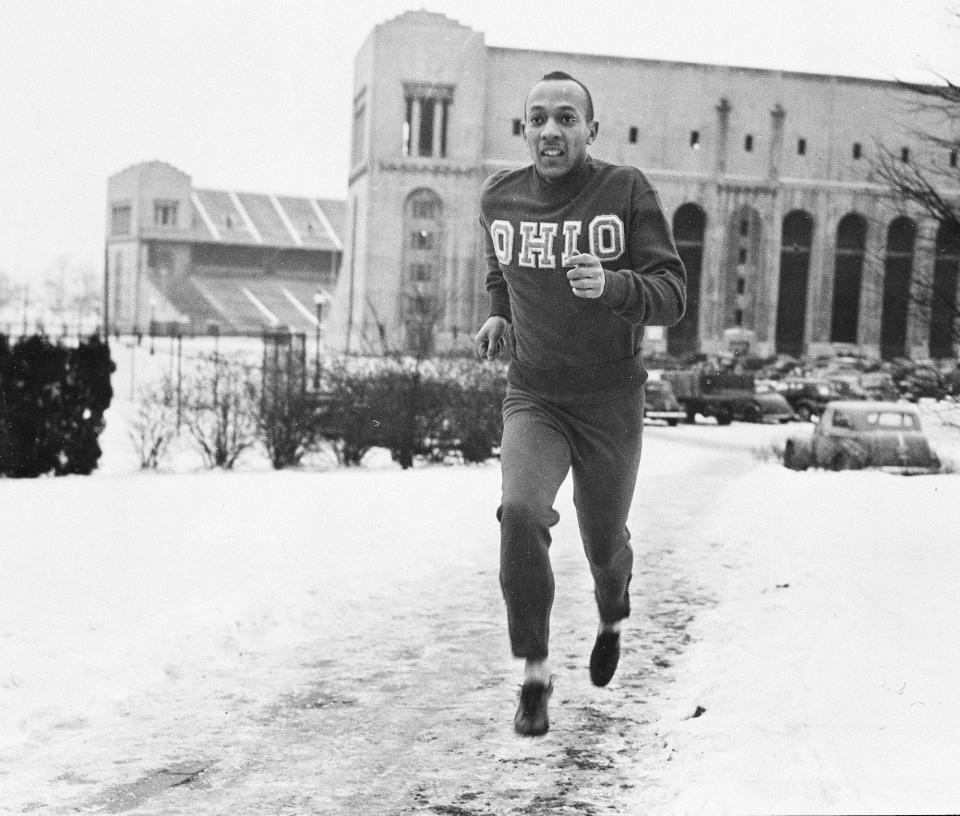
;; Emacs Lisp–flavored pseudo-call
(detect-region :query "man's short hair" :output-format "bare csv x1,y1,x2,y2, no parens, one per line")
525,70,595,123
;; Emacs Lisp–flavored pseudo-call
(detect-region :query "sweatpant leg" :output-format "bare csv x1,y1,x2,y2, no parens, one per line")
569,389,645,625
498,388,572,660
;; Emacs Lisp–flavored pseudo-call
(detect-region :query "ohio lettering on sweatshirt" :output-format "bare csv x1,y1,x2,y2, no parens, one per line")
480,157,686,394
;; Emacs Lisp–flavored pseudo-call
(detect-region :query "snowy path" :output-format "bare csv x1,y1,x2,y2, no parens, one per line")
2,424,761,815
7,404,960,814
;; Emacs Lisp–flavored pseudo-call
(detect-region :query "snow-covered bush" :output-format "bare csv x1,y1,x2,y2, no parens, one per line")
129,375,178,470
315,355,507,468
179,351,259,469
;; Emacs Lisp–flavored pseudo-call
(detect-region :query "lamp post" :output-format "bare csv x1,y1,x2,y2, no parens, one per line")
149,297,157,355
313,290,330,388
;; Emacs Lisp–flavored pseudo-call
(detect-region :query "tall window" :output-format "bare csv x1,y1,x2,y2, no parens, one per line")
830,213,868,344
111,204,131,235
727,207,761,334
402,188,444,353
402,83,454,159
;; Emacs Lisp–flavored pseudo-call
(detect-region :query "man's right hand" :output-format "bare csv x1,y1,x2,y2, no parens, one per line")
475,316,509,361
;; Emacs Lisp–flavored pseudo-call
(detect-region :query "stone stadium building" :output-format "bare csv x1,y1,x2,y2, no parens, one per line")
327,9,959,361
105,160,344,337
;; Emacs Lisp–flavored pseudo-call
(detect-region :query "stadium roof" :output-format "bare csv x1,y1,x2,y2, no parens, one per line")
189,189,344,252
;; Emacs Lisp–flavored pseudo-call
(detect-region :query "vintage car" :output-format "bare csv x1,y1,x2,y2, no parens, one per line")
778,377,846,421
643,379,687,426
783,401,941,473
735,383,795,423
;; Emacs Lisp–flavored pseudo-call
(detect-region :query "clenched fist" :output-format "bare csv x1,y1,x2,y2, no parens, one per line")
566,252,606,299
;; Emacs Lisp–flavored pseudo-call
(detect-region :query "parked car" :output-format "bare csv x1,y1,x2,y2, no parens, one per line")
783,401,941,473
643,379,686,426
858,371,899,401
778,377,846,421
898,364,947,402
735,383,795,423
824,374,869,401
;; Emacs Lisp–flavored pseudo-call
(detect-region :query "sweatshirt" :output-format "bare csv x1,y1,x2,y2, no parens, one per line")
480,157,686,396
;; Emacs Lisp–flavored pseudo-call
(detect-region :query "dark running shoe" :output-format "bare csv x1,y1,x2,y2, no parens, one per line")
514,680,553,737
589,631,620,687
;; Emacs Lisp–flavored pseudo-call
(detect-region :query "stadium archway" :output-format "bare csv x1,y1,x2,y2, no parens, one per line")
930,219,960,359
668,203,706,357
775,209,814,357
830,213,868,344
880,216,916,360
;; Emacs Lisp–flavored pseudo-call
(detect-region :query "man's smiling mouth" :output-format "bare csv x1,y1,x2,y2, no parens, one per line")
541,146,564,157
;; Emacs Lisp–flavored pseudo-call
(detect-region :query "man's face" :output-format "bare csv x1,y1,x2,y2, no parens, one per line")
523,80,598,181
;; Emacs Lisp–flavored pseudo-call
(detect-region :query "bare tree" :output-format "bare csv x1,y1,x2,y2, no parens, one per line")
871,53,960,357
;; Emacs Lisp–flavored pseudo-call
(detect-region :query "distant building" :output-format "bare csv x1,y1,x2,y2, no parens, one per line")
105,160,344,336
328,9,959,360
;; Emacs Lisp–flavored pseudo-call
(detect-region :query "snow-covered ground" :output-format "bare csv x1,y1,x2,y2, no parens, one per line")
3,339,960,814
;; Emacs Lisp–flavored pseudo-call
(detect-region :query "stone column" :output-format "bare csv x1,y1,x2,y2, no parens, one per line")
411,98,422,157
769,104,785,181
701,184,727,352
760,189,784,354
858,201,886,354
806,190,832,349
715,98,731,176
432,98,444,159
908,217,937,358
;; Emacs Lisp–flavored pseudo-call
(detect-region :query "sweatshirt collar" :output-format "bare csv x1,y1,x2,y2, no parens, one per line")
530,156,597,204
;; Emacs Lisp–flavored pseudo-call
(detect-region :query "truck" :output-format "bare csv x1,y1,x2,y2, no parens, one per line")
659,369,766,425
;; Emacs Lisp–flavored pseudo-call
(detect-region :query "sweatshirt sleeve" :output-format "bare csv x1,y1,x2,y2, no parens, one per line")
479,174,512,322
481,216,512,322
598,176,686,327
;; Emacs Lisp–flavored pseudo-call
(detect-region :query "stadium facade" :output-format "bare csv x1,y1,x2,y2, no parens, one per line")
326,9,959,361
105,160,344,337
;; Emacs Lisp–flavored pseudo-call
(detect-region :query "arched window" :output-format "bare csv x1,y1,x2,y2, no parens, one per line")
775,210,814,356
669,203,706,356
931,220,960,359
830,213,868,344
402,188,444,354
880,217,916,359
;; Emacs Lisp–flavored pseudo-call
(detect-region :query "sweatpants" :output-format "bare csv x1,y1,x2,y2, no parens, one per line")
497,383,645,660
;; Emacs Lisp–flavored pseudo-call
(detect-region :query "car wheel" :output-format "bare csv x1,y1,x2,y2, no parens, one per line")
715,408,733,425
784,441,808,471
667,419,679,426
744,403,762,423
797,404,813,422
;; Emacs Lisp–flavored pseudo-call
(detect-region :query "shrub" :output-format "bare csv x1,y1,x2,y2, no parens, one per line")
257,378,319,470
315,355,507,468
752,441,786,465
180,351,258,469
129,375,178,470
0,333,114,477
315,357,389,466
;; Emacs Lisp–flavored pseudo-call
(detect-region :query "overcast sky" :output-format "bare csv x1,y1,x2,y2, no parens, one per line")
0,0,957,286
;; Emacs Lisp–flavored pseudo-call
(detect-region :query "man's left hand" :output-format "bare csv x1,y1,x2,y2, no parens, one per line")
566,253,605,299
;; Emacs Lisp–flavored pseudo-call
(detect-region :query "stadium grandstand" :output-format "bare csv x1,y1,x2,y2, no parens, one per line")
105,160,344,336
